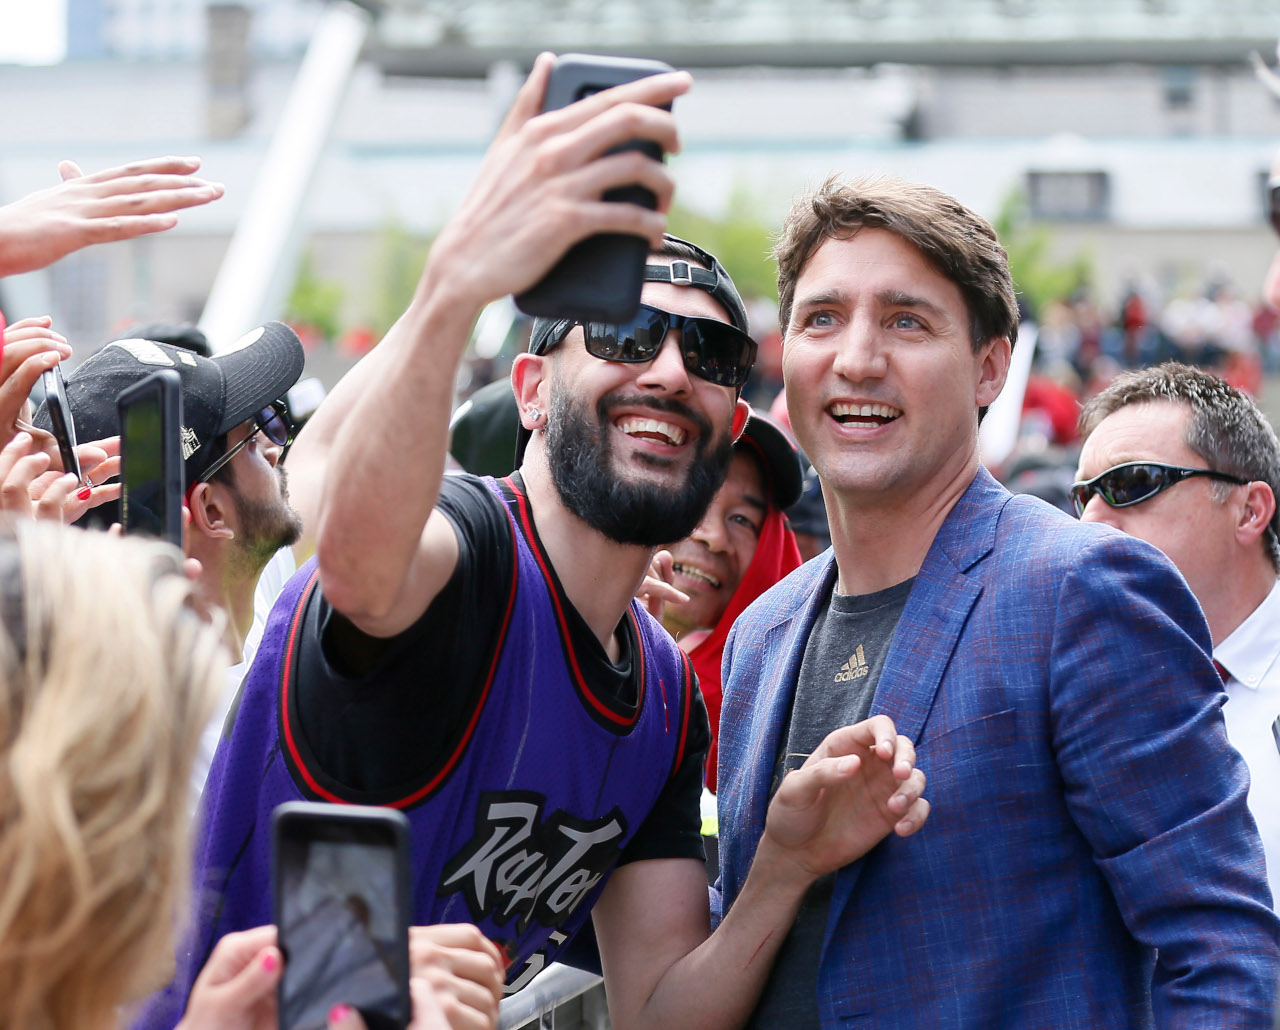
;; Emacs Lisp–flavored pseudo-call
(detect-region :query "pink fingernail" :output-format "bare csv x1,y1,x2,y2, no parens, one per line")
77,487,92,501
328,1004,352,1024
261,950,278,972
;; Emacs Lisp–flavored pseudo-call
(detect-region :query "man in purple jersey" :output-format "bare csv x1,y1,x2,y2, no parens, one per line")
311,58,931,1027
144,56,932,1030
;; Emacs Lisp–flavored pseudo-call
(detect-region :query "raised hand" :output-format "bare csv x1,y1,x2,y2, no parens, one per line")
427,52,690,312
0,155,224,277
762,715,930,885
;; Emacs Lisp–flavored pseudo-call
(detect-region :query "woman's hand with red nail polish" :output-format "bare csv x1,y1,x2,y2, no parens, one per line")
175,925,281,1030
0,315,74,457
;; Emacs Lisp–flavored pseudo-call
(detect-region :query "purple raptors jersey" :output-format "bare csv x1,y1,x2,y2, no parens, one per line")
136,477,696,1030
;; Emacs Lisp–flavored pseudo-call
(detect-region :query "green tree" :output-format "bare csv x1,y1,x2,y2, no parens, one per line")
666,181,779,301
284,251,345,341
367,218,433,337
993,189,1094,318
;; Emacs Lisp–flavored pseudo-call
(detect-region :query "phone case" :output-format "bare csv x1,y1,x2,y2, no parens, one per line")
515,54,676,324
116,369,184,549
272,802,413,1030
41,366,83,484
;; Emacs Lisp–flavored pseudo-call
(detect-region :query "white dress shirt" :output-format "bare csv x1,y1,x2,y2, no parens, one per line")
1216,577,1280,907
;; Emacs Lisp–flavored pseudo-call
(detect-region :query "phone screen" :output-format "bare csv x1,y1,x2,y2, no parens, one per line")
121,391,166,539
277,823,407,1030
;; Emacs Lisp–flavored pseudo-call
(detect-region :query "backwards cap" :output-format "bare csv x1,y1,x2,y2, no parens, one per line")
737,410,804,511
517,232,751,464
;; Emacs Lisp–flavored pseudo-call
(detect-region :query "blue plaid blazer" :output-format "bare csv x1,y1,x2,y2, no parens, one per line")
715,467,1279,1029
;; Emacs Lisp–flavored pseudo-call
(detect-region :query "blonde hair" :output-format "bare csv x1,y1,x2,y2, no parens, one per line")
0,522,226,1030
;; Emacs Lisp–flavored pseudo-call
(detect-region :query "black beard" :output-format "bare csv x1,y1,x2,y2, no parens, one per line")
546,389,733,546
231,465,303,571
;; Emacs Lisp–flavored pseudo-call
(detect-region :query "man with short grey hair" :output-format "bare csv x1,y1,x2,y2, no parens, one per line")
1077,361,1280,903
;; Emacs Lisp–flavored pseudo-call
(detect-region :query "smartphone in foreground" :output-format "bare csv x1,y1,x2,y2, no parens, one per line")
41,363,84,486
515,53,676,324
117,369,183,549
272,802,413,1030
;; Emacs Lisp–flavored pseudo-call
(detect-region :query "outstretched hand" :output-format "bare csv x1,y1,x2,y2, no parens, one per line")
762,715,930,886
0,155,224,277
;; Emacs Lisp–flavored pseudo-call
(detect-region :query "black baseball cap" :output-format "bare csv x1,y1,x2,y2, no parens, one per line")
35,321,305,493
516,233,751,465
737,409,804,511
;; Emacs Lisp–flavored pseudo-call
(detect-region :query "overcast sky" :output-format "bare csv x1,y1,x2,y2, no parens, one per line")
0,1,67,64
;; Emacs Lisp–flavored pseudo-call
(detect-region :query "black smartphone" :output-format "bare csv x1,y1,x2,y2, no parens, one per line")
117,369,183,549
514,53,676,324
272,802,413,1030
40,364,84,486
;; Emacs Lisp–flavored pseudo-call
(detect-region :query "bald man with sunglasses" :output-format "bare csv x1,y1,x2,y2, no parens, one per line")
1077,362,1280,905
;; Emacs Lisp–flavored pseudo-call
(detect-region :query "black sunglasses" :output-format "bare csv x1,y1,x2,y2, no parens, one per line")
555,304,757,389
1071,460,1248,517
195,401,293,484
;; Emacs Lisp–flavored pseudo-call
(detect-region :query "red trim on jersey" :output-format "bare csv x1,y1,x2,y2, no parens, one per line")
279,503,521,808
504,478,642,728
673,650,694,779
626,606,649,721
387,497,521,809
278,569,335,801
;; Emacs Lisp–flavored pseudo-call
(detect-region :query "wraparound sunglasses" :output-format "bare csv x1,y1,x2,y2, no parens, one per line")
1070,460,1248,518
551,304,757,389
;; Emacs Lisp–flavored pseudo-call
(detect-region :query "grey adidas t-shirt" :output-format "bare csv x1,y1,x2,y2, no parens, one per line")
747,575,915,1030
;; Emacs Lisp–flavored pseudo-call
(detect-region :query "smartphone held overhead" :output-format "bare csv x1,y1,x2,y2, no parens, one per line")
515,53,677,324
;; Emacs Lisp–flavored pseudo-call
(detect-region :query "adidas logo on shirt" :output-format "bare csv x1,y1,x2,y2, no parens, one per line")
834,644,869,683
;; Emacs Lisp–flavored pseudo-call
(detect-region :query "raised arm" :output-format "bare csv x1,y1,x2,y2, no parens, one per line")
314,53,689,636
0,155,223,277
592,716,929,1030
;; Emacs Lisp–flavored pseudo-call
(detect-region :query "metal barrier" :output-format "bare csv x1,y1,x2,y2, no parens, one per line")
498,963,607,1030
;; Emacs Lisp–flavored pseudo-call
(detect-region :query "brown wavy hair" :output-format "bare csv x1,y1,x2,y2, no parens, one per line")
0,521,225,1030
773,174,1019,352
